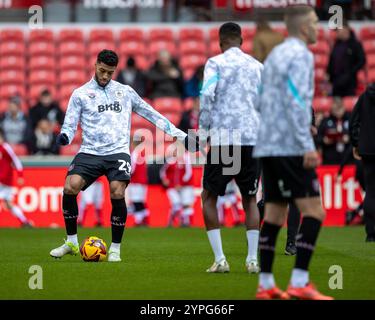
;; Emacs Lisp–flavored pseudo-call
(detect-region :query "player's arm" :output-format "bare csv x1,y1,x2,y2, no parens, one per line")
130,87,200,152
58,90,82,145
199,59,218,133
4,143,24,184
286,51,317,167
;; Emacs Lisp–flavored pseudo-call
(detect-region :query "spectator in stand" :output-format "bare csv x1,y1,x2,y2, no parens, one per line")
184,65,204,98
146,50,184,99
29,119,60,155
252,18,285,63
327,20,366,97
317,97,352,165
0,96,30,146
29,89,65,130
178,98,199,133
116,56,146,97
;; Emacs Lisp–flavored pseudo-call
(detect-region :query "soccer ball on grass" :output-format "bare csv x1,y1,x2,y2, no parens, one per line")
80,236,107,262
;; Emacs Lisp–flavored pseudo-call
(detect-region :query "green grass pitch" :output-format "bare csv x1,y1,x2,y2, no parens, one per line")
1,226,374,300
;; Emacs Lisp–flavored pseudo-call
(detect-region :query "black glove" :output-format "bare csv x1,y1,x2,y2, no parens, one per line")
56,133,69,146
184,133,201,153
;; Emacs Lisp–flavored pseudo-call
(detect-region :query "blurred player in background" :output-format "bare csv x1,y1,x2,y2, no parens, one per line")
77,179,104,227
127,137,149,227
254,6,332,300
160,145,195,227
199,22,263,274
216,180,242,227
50,49,197,262
0,128,32,227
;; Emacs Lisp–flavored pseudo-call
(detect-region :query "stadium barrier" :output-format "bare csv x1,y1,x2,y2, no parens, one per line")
0,160,363,227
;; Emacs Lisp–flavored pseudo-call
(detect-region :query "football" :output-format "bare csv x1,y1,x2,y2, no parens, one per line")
80,236,107,262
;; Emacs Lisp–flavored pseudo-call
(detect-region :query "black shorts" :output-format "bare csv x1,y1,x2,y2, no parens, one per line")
261,156,320,202
67,152,131,190
203,146,260,196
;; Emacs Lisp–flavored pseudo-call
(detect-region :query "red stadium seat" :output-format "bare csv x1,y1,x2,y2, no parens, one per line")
57,55,86,71
149,28,174,42
208,28,220,42
28,42,55,56
179,28,205,42
60,98,70,112
58,42,85,56
119,28,145,42
364,40,375,54
313,97,333,114
59,84,77,100
88,41,116,57
367,54,375,69
180,54,206,70
58,29,84,43
60,144,81,156
317,28,327,41
0,70,25,85
149,41,177,58
0,84,25,100
309,41,330,55
183,97,196,111
28,84,57,101
360,26,375,41
59,70,86,86
0,99,9,114
314,54,329,69
179,41,206,56
29,29,54,43
314,68,326,83
208,42,221,57
9,144,28,156
367,68,375,83
0,29,24,42
0,56,25,71
89,29,114,42
182,67,195,81
29,70,56,85
163,112,181,126
29,55,55,71
153,98,182,113
343,96,359,112
242,27,256,41
119,41,146,57
241,41,253,54
0,42,25,56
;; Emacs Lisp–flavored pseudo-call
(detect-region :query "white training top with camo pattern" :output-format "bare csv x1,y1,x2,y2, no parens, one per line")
61,78,187,156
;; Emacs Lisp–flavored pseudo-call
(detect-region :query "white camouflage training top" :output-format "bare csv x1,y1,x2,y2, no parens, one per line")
254,37,315,158
61,78,187,156
199,47,263,146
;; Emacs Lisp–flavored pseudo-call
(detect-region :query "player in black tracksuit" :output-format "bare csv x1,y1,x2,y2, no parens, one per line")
349,83,375,242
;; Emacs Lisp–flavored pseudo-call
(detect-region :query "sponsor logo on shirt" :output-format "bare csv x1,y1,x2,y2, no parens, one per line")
97,101,122,113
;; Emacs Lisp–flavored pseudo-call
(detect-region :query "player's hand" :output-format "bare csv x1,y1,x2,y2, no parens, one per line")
310,125,318,136
17,177,24,186
335,174,343,183
353,147,362,160
56,133,69,146
303,151,320,169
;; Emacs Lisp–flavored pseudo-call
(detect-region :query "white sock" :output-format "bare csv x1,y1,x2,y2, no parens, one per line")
110,242,121,252
290,268,309,288
259,273,276,290
67,234,78,245
11,206,27,223
207,229,225,263
246,229,259,263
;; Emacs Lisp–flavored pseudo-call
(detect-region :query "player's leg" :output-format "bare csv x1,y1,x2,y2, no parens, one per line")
50,174,86,258
108,180,128,262
180,186,195,227
285,202,301,255
166,188,182,227
242,194,260,273
287,196,332,300
4,199,32,227
362,157,375,242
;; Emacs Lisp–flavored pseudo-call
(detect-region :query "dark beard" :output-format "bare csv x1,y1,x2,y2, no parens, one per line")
95,73,109,88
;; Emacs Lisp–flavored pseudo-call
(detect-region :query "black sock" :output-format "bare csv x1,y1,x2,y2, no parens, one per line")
287,202,301,243
111,198,128,244
295,217,322,270
62,193,79,235
259,222,281,273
